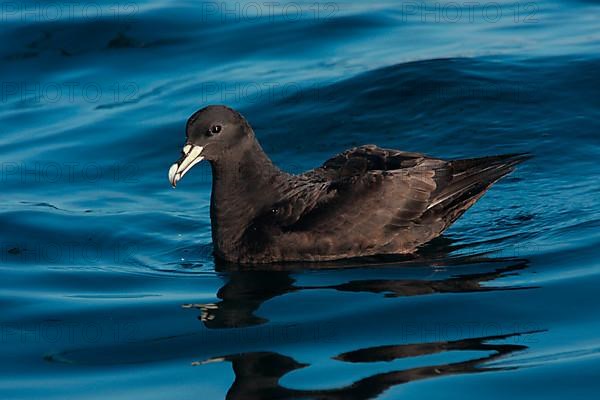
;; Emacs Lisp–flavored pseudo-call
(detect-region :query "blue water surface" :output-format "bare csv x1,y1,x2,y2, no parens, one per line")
1,0,599,398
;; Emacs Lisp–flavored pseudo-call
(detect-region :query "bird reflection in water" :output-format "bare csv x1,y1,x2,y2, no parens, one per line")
182,254,534,329
194,330,541,400
183,248,539,398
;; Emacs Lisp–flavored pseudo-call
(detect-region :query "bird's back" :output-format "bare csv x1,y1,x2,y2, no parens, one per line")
234,145,529,263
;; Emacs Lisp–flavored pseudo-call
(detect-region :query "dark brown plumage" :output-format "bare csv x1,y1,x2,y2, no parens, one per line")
168,105,530,264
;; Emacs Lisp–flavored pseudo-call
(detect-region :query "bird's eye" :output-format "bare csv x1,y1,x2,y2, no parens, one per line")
210,125,222,134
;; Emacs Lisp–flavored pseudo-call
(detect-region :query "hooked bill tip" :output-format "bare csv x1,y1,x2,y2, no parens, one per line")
169,145,204,188
168,163,179,188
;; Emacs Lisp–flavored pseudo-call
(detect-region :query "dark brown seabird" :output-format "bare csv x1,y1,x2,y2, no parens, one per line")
168,105,529,264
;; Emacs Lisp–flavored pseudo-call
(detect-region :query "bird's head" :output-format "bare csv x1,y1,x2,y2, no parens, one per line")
168,105,253,187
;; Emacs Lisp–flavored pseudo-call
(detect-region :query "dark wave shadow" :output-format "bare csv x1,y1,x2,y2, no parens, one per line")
185,252,534,329
195,330,542,400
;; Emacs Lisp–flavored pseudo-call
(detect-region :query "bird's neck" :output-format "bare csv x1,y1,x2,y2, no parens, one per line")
208,137,288,260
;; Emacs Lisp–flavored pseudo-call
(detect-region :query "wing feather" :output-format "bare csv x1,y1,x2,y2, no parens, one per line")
245,146,528,260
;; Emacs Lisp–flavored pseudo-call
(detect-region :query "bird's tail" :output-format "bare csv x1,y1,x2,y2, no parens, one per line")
427,153,531,227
